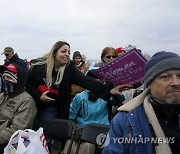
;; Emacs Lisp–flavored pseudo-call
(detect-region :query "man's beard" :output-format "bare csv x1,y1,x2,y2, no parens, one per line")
151,92,180,105
159,86,180,104
165,87,180,104
164,97,180,105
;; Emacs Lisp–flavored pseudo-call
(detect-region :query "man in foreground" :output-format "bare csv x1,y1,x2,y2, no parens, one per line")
103,51,180,154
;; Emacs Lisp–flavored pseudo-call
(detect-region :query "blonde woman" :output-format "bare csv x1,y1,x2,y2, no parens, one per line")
26,41,131,124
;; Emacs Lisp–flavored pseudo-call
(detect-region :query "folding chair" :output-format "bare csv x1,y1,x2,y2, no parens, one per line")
75,123,110,154
40,118,76,154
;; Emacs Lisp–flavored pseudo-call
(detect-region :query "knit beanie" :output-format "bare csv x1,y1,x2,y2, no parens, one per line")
73,51,81,60
3,70,17,83
0,64,18,83
144,51,180,87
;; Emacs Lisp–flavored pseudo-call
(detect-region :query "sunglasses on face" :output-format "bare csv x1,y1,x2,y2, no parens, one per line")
105,55,116,59
5,53,9,56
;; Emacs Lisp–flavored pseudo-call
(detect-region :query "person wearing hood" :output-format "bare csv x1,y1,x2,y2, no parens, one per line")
2,47,28,73
103,51,180,154
0,64,37,154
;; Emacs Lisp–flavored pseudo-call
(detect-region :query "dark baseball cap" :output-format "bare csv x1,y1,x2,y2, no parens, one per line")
1,47,14,55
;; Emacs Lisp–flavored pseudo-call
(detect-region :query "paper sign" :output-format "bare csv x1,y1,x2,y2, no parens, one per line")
90,48,147,85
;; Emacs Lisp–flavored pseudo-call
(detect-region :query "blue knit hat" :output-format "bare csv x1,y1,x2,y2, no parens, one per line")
144,51,180,87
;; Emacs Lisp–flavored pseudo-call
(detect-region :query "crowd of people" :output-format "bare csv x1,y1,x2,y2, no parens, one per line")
0,41,179,154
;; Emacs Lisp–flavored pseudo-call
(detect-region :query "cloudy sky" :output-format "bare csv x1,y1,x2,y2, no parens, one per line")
0,0,180,63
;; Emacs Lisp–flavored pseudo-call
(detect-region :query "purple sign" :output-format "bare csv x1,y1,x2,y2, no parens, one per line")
91,48,147,85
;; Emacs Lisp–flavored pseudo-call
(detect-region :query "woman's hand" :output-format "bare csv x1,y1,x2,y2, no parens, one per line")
110,85,132,95
40,91,56,102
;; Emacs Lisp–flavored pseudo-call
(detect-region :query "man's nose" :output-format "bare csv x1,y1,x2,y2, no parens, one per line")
170,76,180,85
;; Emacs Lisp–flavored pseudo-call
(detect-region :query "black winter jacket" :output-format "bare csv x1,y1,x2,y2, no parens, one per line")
4,53,28,72
26,61,112,119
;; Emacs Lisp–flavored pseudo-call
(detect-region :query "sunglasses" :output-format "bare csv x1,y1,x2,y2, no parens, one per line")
5,53,9,56
105,55,116,59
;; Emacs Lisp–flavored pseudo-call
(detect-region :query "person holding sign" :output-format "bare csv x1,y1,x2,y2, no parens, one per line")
95,47,117,67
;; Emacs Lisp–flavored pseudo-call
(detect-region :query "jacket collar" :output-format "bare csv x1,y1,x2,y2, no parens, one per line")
6,88,25,98
117,88,149,112
117,88,172,154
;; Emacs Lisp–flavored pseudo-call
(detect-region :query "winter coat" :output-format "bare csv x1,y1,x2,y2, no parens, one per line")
71,62,89,96
69,90,125,126
69,90,110,126
103,89,173,154
0,62,37,145
26,60,112,119
0,90,37,144
4,53,28,72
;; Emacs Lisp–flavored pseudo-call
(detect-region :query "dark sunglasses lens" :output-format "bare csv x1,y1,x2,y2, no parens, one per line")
105,56,111,59
105,55,116,59
5,54,9,56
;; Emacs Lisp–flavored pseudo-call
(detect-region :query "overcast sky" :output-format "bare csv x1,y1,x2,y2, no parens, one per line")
0,0,180,63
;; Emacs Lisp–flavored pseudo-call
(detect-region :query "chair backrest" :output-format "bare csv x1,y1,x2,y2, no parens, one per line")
40,118,76,154
40,118,76,139
76,123,110,154
80,123,110,144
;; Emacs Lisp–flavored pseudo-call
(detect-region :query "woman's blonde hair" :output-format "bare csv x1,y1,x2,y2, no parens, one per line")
31,41,70,87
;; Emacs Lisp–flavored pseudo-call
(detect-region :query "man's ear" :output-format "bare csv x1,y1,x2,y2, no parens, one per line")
147,84,152,94
147,84,150,89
